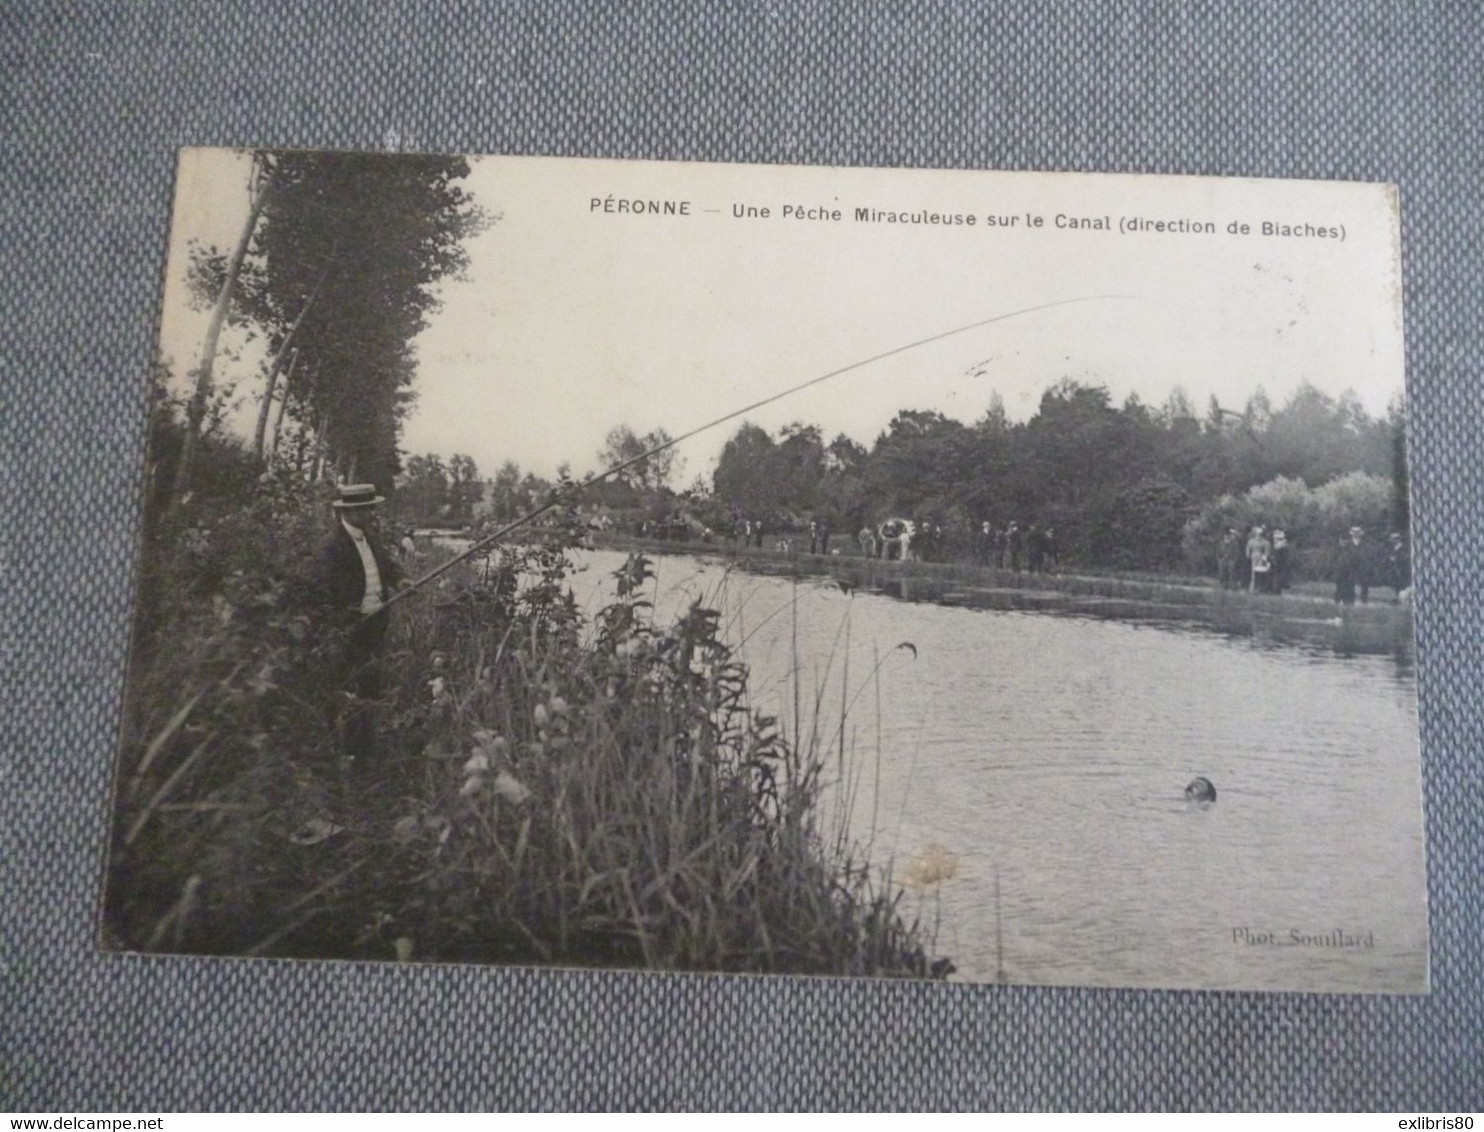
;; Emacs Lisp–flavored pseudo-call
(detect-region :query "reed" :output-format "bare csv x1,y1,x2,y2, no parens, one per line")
107,520,949,979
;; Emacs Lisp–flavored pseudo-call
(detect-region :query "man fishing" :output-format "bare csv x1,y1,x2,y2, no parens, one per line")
319,483,404,766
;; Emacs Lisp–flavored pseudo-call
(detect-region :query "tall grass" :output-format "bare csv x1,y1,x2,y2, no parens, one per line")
106,501,950,978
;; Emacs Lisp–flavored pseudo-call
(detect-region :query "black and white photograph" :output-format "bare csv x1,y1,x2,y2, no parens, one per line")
105,148,1426,993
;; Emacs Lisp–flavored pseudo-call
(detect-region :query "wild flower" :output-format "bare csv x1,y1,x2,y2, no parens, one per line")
903,843,961,889
247,662,277,697
470,729,507,754
490,770,531,806
392,815,421,844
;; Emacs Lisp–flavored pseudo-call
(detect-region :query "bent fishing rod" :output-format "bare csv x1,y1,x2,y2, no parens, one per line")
377,293,1135,613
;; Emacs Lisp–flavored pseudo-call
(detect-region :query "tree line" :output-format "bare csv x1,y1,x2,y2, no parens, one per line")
391,424,684,529
392,379,1405,583
700,379,1406,576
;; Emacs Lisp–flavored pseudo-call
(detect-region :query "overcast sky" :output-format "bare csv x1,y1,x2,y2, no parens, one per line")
161,152,1406,483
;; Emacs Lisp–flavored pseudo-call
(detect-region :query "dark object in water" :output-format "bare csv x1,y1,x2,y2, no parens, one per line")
1185,776,1217,804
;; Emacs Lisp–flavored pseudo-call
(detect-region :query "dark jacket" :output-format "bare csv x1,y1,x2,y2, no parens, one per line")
1333,538,1369,587
319,521,403,617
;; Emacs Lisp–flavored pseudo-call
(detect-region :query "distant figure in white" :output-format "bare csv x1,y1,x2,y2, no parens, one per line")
1246,525,1273,594
877,518,916,561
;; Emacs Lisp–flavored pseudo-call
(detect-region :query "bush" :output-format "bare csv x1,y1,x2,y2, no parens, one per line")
109,457,349,954
108,467,949,978
1181,472,1393,579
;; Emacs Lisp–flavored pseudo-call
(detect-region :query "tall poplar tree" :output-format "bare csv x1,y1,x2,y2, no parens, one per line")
251,151,486,489
173,150,486,500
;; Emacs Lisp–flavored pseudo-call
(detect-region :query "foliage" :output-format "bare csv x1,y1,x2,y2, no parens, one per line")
712,422,781,521
178,149,488,500
113,448,344,954
1181,471,1394,576
107,440,945,978
708,379,1403,574
1097,474,1195,570
379,551,937,973
867,410,975,523
397,452,484,525
597,425,684,494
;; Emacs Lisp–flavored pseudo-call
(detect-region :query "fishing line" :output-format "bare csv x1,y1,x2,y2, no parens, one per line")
380,292,1137,611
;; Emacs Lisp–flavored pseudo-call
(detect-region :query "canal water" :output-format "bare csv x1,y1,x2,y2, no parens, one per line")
566,547,1427,993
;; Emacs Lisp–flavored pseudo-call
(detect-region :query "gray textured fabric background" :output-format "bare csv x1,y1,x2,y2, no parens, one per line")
3,0,1481,1111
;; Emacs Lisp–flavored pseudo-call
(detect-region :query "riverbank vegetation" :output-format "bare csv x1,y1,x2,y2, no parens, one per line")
425,380,1408,591
606,534,1413,656
107,433,950,977
130,149,946,974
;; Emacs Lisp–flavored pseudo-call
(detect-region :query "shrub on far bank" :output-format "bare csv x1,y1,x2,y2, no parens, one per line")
1181,472,1396,579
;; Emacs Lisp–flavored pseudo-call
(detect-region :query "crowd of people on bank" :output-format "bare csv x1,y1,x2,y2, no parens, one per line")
580,507,1413,607
1217,522,1411,605
803,514,1409,605
1217,525,1294,595
970,519,1060,573
844,517,1058,570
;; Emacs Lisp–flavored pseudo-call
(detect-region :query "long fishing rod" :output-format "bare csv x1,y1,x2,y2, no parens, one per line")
379,293,1135,612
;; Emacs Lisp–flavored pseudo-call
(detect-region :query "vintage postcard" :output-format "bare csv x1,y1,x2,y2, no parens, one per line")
106,149,1426,993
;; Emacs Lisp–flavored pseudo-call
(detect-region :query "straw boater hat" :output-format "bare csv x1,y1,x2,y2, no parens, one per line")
332,483,384,509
